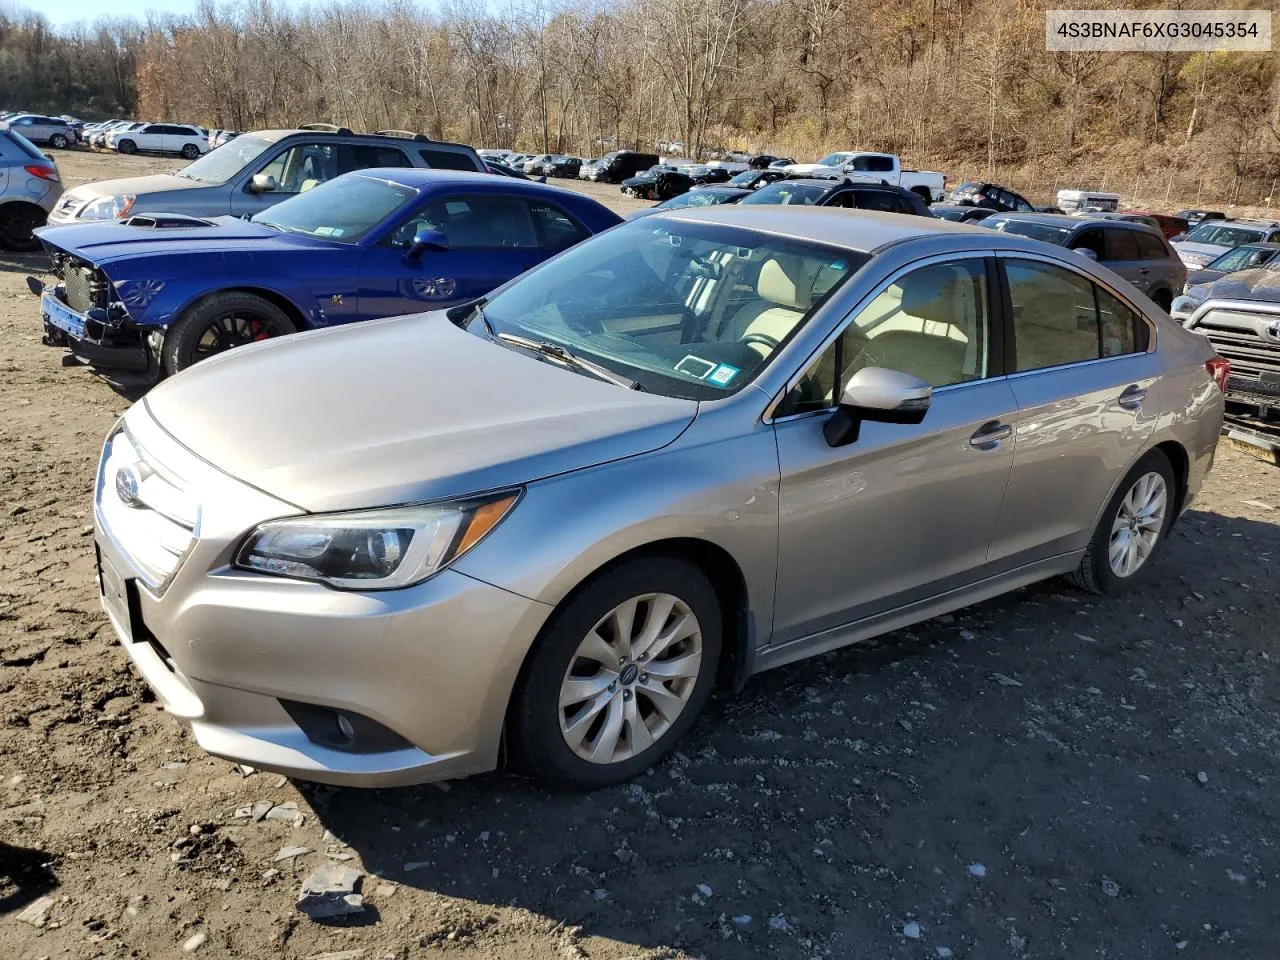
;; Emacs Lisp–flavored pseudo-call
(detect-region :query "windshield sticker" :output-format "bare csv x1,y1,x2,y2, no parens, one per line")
707,363,740,386
674,355,716,379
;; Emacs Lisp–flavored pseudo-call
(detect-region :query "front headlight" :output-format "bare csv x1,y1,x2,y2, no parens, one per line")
234,492,520,590
79,195,136,220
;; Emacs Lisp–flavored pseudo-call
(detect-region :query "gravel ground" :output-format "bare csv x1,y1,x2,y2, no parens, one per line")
2,149,1278,960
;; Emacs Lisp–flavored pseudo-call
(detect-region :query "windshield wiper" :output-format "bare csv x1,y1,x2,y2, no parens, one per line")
493,331,641,390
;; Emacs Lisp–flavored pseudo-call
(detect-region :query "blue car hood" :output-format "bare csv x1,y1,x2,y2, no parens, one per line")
37,217,331,267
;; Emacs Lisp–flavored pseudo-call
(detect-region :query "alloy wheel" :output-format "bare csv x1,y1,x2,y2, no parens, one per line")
1108,471,1167,577
558,593,703,764
193,312,283,360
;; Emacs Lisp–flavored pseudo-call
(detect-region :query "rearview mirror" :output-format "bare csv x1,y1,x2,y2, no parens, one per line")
248,173,277,193
406,227,450,261
823,367,932,447
1073,247,1099,261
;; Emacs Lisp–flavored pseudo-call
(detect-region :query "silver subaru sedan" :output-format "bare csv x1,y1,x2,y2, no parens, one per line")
93,208,1226,790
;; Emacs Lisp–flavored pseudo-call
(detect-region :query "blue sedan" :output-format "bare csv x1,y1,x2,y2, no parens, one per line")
33,169,621,375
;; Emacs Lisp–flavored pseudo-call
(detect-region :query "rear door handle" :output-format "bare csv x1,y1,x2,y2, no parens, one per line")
1118,384,1147,410
969,421,1013,450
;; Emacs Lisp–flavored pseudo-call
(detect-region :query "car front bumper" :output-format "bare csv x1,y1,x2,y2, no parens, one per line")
94,410,554,786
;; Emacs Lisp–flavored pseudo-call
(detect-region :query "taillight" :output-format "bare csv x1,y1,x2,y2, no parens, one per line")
1206,356,1230,392
25,164,59,182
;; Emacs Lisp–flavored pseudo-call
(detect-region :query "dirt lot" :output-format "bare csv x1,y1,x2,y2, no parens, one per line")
2,149,1279,960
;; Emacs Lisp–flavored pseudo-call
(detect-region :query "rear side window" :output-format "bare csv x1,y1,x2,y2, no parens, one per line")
3,128,46,160
1103,229,1142,262
1096,286,1146,356
343,144,410,172
1135,231,1169,260
419,148,479,171
1005,260,1101,371
852,189,896,212
531,203,589,248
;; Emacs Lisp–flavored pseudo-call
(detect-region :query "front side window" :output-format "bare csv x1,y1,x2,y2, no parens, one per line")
252,175,413,242
385,195,540,249
479,220,861,399
1006,260,1100,371
784,259,991,414
852,190,896,212
258,143,337,192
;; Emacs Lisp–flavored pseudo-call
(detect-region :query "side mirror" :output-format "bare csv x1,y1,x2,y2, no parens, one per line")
248,173,278,193
823,367,932,447
1170,234,1186,243
1073,247,1099,261
406,227,450,261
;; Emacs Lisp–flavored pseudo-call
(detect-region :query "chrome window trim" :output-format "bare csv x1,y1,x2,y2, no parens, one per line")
995,249,1158,357
761,250,996,423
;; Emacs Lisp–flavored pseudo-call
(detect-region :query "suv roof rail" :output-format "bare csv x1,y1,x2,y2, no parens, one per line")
298,123,354,134
374,129,432,142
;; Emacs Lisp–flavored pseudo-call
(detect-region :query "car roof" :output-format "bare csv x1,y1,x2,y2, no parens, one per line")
651,206,1001,253
930,202,995,211
347,167,589,200
1224,218,1280,228
991,211,1161,231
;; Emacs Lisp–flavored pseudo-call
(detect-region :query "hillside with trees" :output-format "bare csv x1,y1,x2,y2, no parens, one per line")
2,0,1277,207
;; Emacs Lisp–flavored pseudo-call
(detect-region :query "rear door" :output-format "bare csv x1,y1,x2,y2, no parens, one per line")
987,255,1158,569
358,193,578,318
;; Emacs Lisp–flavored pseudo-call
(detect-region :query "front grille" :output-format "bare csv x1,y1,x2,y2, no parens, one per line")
96,427,199,592
1191,307,1280,400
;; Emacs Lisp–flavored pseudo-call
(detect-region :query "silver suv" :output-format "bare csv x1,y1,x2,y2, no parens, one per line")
0,123,63,250
5,114,73,149
49,126,484,224
94,209,1225,790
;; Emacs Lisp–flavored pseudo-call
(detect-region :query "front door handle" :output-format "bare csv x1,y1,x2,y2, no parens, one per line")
1118,384,1147,410
969,421,1013,450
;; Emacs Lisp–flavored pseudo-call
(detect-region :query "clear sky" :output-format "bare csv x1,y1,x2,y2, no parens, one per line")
22,0,261,27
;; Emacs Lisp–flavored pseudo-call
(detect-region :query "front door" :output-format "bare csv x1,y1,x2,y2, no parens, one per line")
358,194,553,318
987,256,1159,568
772,256,1018,644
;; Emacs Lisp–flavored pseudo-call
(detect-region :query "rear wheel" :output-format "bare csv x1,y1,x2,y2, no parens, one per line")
1067,450,1175,595
510,556,722,790
163,292,297,374
911,186,932,205
49,133,69,149
0,202,46,251
117,139,137,155
180,143,200,160
1150,289,1172,313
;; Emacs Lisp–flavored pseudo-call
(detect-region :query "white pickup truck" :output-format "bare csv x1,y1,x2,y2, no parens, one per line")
782,152,947,203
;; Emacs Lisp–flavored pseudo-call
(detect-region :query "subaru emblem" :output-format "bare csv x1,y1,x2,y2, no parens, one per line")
114,465,141,506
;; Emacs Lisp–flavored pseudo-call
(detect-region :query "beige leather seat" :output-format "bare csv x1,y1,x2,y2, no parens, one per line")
850,273,970,386
1014,286,1095,370
728,256,816,357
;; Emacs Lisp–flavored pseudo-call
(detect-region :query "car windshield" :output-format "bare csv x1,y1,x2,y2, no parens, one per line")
930,206,970,221
251,175,413,243
816,152,852,166
175,134,273,184
741,182,828,206
1183,222,1266,246
657,191,738,209
984,218,1071,243
478,219,863,400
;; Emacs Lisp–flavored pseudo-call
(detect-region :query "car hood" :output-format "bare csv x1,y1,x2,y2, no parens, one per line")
1196,267,1280,304
38,216,331,267
143,314,698,512
1172,240,1229,262
59,172,202,206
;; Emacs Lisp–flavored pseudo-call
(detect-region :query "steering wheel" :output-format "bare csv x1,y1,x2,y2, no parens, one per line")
740,332,781,353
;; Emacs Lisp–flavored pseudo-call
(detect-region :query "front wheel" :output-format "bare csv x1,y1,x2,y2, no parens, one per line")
1067,450,1175,595
180,143,200,160
510,556,722,790
49,133,69,149
163,291,297,374
117,139,137,155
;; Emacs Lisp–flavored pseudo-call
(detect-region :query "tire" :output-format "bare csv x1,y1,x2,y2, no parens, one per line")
1067,449,1176,595
1150,289,1172,313
162,291,298,375
49,133,69,149
911,186,932,205
0,202,46,252
180,143,200,160
510,556,722,790
117,139,137,155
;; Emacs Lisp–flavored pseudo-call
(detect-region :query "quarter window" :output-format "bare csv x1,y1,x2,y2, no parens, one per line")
784,259,990,414
1096,286,1148,355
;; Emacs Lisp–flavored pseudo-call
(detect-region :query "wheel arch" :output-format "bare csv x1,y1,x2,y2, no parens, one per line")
175,285,311,331
1152,438,1190,517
